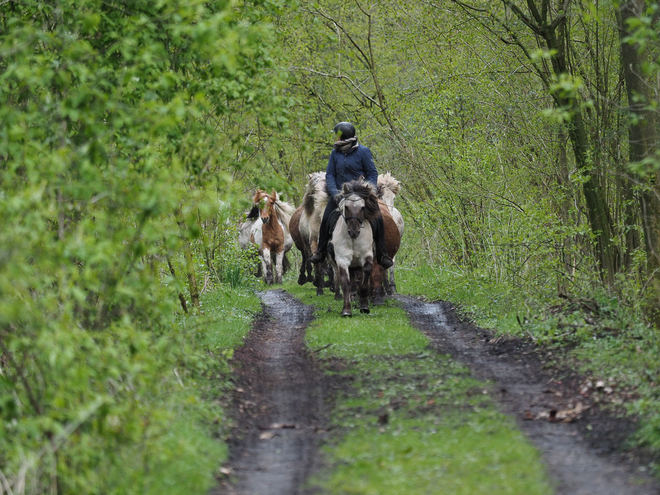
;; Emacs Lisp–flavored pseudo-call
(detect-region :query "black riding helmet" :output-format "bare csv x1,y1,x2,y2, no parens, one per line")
332,121,356,140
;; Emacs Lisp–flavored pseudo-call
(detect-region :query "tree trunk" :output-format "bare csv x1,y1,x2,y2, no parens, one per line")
545,21,618,286
618,0,660,325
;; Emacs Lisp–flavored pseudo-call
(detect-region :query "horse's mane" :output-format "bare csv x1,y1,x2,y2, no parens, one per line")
252,189,295,228
341,178,380,222
377,172,400,198
273,196,296,228
302,171,328,216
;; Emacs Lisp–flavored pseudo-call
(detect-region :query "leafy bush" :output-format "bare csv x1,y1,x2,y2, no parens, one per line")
0,0,285,492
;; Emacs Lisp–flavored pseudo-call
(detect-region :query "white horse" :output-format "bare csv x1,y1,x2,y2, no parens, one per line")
377,172,404,294
331,179,381,317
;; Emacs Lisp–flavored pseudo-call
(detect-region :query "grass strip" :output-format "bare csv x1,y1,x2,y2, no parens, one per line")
284,282,552,494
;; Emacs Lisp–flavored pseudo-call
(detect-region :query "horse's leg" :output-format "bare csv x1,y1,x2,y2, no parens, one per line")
338,264,352,317
382,266,391,295
371,262,385,306
359,259,373,313
298,252,308,285
331,262,342,301
275,250,284,284
305,252,314,283
313,261,324,295
262,247,273,285
388,260,397,294
325,262,335,291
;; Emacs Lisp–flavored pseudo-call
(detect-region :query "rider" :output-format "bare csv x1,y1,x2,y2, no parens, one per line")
308,122,394,269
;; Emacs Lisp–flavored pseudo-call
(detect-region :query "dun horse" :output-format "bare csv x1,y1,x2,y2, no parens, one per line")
294,172,333,294
247,189,295,285
330,178,381,317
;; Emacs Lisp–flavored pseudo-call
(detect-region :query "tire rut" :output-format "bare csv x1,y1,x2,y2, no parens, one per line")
398,295,659,495
212,289,327,495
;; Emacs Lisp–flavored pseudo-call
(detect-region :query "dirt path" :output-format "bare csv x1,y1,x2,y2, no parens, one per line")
214,289,659,494
398,295,659,495
212,289,328,495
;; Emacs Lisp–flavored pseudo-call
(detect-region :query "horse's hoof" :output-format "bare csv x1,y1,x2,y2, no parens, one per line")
316,288,324,296
298,275,307,286
334,293,342,301
360,307,370,314
373,297,383,306
342,309,352,317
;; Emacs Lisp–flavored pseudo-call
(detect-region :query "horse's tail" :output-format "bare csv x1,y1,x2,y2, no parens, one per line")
377,172,401,197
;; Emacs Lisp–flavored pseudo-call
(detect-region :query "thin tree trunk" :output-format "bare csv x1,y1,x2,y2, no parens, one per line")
177,206,200,309
618,0,660,324
546,20,618,285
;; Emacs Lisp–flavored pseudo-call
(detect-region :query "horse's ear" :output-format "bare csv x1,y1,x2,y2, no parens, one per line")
342,183,350,193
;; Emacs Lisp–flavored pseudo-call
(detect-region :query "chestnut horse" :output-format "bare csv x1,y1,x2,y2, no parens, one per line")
251,189,295,285
330,178,380,317
370,200,401,305
376,172,404,295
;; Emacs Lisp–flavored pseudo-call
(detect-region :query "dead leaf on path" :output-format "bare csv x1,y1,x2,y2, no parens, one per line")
524,410,535,420
259,431,276,440
535,402,589,422
218,467,233,476
268,423,296,429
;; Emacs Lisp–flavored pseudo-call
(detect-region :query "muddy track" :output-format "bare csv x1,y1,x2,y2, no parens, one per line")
399,295,660,495
212,290,328,495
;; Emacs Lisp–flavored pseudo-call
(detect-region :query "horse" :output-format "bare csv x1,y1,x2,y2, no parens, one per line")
289,206,313,285
250,189,295,285
369,200,401,304
330,178,381,317
297,172,334,295
376,172,405,295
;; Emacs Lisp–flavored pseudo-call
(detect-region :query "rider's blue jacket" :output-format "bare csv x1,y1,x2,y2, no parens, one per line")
325,144,378,198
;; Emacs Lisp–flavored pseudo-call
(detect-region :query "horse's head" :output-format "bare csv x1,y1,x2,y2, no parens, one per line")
253,189,274,224
341,194,365,239
377,173,400,208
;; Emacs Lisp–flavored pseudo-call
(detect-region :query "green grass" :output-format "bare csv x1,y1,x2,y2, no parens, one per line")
283,281,553,494
393,252,660,469
115,284,261,495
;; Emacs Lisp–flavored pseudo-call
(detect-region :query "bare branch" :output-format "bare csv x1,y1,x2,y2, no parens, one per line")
289,66,382,107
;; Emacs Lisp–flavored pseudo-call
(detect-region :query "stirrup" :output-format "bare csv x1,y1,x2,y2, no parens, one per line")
309,250,324,264
379,255,394,269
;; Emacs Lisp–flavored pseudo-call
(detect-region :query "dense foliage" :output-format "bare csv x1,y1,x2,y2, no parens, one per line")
0,0,281,492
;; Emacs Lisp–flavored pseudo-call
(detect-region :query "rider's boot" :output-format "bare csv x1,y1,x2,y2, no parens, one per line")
373,215,394,269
